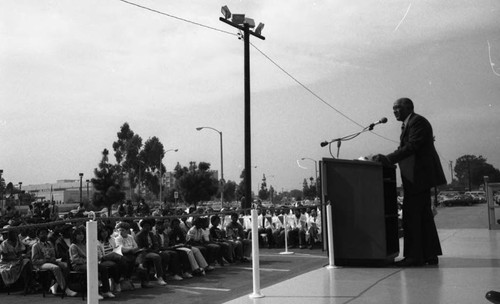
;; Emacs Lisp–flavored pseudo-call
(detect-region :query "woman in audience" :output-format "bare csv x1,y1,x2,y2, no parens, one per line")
97,224,123,293
54,224,73,264
69,226,114,299
0,226,34,293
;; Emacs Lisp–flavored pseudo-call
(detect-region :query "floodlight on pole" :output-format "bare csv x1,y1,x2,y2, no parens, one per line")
219,7,265,210
221,5,231,19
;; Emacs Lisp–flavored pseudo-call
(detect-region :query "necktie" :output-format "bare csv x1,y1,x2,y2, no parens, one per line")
401,123,405,131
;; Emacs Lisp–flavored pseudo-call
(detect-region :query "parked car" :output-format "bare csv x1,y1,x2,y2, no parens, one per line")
442,193,475,206
438,191,460,205
465,191,486,203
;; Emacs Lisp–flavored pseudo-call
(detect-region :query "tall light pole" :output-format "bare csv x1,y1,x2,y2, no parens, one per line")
160,149,178,204
301,158,319,196
220,7,265,210
86,179,90,200
18,182,22,208
79,173,83,203
196,127,224,204
0,169,3,213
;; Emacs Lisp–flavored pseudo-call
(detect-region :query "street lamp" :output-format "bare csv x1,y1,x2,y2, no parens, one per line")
301,158,319,196
219,7,265,210
0,169,3,213
196,127,224,203
86,179,90,200
18,182,22,208
159,149,178,204
79,173,83,203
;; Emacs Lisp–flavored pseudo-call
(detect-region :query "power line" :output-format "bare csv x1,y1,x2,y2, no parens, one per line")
117,0,237,37
250,43,398,144
115,0,397,143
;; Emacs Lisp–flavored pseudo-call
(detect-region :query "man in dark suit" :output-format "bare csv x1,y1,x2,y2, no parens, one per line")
375,97,446,267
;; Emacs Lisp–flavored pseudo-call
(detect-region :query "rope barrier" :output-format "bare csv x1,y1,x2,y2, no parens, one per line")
0,204,323,234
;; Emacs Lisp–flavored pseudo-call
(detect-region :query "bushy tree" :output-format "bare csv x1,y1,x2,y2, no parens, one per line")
222,180,237,203
290,189,303,201
258,174,270,200
139,136,165,196
302,177,317,199
92,149,125,215
455,155,500,189
112,123,143,195
236,169,247,201
174,161,218,207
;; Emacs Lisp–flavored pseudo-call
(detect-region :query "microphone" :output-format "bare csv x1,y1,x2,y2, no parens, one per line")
320,141,329,147
369,117,388,129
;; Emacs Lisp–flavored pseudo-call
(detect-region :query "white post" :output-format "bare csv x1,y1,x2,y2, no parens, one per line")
279,214,294,255
86,220,99,303
249,209,264,298
326,203,336,269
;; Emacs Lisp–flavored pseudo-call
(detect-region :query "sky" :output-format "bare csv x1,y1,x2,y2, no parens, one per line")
1,0,499,194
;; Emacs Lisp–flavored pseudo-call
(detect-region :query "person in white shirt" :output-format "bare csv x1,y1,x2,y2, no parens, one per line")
306,208,321,249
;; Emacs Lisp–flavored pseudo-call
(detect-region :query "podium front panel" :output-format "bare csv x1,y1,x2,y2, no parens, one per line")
321,158,398,266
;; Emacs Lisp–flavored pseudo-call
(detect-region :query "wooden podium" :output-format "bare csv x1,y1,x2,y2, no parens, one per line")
320,158,399,266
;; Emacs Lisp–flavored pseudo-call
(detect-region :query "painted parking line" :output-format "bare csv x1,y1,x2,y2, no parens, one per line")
168,285,231,292
230,267,290,272
260,253,328,258
175,289,201,295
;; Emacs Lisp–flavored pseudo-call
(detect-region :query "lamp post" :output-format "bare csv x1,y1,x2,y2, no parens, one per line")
0,169,3,213
196,127,224,203
220,8,265,210
86,179,90,200
301,158,319,196
159,149,178,204
79,173,83,203
18,182,22,208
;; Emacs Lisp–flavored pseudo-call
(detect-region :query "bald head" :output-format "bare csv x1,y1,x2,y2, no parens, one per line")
393,97,414,121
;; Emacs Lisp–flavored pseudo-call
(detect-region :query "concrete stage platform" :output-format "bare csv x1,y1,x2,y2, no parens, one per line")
224,228,500,304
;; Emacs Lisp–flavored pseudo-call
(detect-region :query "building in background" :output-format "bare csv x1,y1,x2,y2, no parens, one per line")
23,179,95,204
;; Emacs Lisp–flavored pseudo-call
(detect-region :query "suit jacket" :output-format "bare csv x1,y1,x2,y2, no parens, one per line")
386,113,447,192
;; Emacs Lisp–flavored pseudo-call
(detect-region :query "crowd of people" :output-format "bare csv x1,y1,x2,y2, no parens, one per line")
0,199,322,299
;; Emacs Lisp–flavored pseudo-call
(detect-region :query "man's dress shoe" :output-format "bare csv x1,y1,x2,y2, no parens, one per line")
486,290,500,304
425,256,439,266
394,258,423,267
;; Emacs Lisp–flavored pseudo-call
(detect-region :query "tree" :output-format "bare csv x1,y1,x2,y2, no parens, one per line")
236,169,247,201
112,123,143,196
455,155,500,190
139,136,165,197
92,149,125,216
302,177,317,200
174,161,219,207
289,189,303,201
258,174,269,200
222,180,237,203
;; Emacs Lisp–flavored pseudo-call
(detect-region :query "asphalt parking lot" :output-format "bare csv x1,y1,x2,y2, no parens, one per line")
0,246,328,304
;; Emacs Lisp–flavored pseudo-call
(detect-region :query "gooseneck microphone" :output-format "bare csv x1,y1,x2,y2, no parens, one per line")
371,117,388,126
320,141,329,147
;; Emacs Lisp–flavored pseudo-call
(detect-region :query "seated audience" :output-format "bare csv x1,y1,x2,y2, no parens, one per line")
31,227,77,296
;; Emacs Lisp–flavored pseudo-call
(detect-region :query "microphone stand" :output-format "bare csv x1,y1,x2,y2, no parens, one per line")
323,123,377,159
